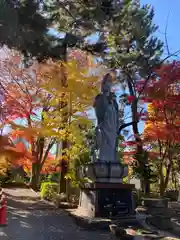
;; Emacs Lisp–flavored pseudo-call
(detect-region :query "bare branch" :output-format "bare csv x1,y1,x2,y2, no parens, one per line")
119,121,138,133
165,11,171,56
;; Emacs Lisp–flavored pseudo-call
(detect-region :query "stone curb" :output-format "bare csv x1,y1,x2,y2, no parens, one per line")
171,218,180,233
136,211,179,240
28,190,77,209
27,201,56,210
27,198,77,211
67,209,140,231
4,188,41,202
67,210,111,231
29,188,41,199
67,210,173,239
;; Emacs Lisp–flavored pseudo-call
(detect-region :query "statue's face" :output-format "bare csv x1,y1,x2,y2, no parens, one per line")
102,74,113,93
103,80,112,93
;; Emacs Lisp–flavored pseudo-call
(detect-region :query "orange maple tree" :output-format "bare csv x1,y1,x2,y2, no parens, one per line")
0,52,57,187
0,49,98,190
121,62,180,194
143,61,180,195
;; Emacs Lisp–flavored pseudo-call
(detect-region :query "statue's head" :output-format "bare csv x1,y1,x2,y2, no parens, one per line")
101,73,112,94
101,72,116,94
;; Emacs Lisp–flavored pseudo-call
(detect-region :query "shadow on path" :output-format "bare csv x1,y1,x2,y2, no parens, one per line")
0,196,112,240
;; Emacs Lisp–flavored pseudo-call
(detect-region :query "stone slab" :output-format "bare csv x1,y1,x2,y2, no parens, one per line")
67,208,139,230
141,198,169,208
91,178,123,183
170,202,180,210
171,218,180,234
147,216,173,231
82,182,135,189
136,209,180,240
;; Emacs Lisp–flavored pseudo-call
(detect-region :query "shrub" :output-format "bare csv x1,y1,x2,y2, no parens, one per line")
47,172,60,183
0,169,13,184
40,182,59,201
40,173,60,183
0,175,9,184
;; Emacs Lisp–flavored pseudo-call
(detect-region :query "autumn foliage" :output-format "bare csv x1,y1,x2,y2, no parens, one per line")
0,49,100,189
144,62,180,142
142,61,180,195
121,62,180,194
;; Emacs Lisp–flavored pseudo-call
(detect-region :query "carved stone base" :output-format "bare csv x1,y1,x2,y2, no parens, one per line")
78,183,135,218
78,161,128,183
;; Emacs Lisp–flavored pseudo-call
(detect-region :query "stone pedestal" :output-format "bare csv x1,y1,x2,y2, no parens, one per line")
78,161,128,183
79,182,135,218
78,162,135,219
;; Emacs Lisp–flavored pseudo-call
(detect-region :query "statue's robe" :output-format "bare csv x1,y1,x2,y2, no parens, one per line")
93,93,119,162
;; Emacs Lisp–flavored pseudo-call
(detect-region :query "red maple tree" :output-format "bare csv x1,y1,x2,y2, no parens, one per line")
143,61,180,195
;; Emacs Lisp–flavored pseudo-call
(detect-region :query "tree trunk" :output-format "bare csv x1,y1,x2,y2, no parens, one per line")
178,186,180,202
59,162,68,193
160,182,166,197
126,75,150,195
58,43,69,194
59,140,68,193
144,179,150,195
132,102,150,195
159,163,171,197
30,162,41,191
159,163,165,197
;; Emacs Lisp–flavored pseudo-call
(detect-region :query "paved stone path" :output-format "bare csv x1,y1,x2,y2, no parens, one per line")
0,188,113,240
2,188,178,240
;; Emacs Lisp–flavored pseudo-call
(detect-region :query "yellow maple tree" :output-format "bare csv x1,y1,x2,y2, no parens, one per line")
0,49,102,189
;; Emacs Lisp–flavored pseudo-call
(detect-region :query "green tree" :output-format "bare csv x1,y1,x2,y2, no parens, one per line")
105,1,163,194
43,0,164,194
0,0,108,60
0,0,52,60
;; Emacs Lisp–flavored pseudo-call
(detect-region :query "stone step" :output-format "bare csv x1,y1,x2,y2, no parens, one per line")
112,215,137,223
68,209,141,230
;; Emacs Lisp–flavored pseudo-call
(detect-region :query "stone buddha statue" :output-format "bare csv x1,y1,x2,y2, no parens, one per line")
93,73,119,162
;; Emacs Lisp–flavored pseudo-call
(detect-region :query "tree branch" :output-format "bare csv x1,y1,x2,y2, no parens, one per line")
165,11,170,56
40,138,56,168
119,121,138,134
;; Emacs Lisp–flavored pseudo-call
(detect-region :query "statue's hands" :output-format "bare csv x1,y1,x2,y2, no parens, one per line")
96,126,102,148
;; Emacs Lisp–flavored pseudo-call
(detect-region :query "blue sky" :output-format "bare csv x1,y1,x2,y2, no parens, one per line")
141,0,180,55
126,0,180,135
122,0,180,136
